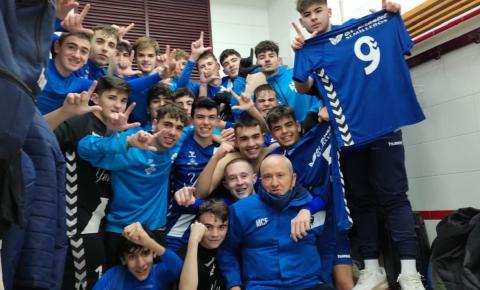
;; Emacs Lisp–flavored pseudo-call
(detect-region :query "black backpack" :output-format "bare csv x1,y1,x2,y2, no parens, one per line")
430,208,480,290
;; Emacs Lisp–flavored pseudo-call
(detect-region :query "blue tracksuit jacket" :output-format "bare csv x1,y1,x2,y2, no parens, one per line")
77,129,186,233
217,186,325,290
267,66,321,122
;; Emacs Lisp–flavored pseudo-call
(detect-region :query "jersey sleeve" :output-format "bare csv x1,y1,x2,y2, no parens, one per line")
302,196,325,213
127,73,161,93
293,49,313,83
77,131,133,171
333,230,352,265
78,78,94,92
393,13,414,55
177,60,201,96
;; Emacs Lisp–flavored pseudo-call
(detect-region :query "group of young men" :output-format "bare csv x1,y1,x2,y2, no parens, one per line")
25,0,427,289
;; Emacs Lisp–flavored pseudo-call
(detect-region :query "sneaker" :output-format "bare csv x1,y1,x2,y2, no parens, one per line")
397,272,426,290
353,267,389,290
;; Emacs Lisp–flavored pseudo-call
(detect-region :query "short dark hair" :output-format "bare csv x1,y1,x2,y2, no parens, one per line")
148,83,173,105
92,24,120,42
197,51,218,70
254,40,279,57
253,84,276,102
118,225,155,258
296,0,327,13
94,76,132,97
235,113,266,134
155,103,189,125
266,105,297,129
192,97,219,116
198,199,229,223
116,42,132,54
58,32,92,45
173,88,195,101
219,49,241,66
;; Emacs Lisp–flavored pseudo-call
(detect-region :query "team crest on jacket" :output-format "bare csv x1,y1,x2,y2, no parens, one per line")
255,217,269,228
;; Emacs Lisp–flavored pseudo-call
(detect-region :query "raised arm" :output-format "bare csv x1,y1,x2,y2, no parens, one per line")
177,32,211,90
179,222,206,290
126,71,160,92
109,50,142,78
294,77,315,94
230,90,268,132
44,81,101,129
123,222,166,256
290,22,317,94
124,222,183,278
60,3,94,34
111,23,134,45
195,142,235,199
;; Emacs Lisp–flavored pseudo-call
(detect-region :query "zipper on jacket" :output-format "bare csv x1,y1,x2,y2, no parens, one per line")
0,68,34,101
272,79,289,106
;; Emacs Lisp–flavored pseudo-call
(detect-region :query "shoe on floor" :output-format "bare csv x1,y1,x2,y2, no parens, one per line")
353,267,389,290
397,272,425,290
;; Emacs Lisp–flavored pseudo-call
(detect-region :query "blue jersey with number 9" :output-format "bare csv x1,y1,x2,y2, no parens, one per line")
294,11,425,148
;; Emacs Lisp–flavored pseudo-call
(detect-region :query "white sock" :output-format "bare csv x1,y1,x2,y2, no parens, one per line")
400,259,417,274
364,259,380,270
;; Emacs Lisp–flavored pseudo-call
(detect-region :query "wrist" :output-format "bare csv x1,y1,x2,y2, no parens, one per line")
59,106,75,119
144,236,156,247
126,135,133,147
188,236,202,246
213,152,225,161
189,54,199,62
302,204,315,214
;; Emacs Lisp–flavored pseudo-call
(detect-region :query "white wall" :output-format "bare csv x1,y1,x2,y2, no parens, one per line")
404,43,480,240
210,0,270,64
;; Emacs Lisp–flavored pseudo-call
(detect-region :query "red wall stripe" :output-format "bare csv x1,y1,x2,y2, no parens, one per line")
415,210,454,220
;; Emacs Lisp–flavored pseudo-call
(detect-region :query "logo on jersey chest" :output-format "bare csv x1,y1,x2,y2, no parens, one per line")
308,127,332,167
288,81,297,92
187,150,198,166
344,13,388,40
255,217,269,228
144,159,157,175
95,169,111,183
329,34,343,45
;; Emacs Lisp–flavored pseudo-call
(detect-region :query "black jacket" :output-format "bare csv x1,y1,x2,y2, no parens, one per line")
431,207,480,290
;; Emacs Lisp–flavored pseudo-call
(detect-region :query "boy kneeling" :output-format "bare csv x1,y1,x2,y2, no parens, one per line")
93,222,182,290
